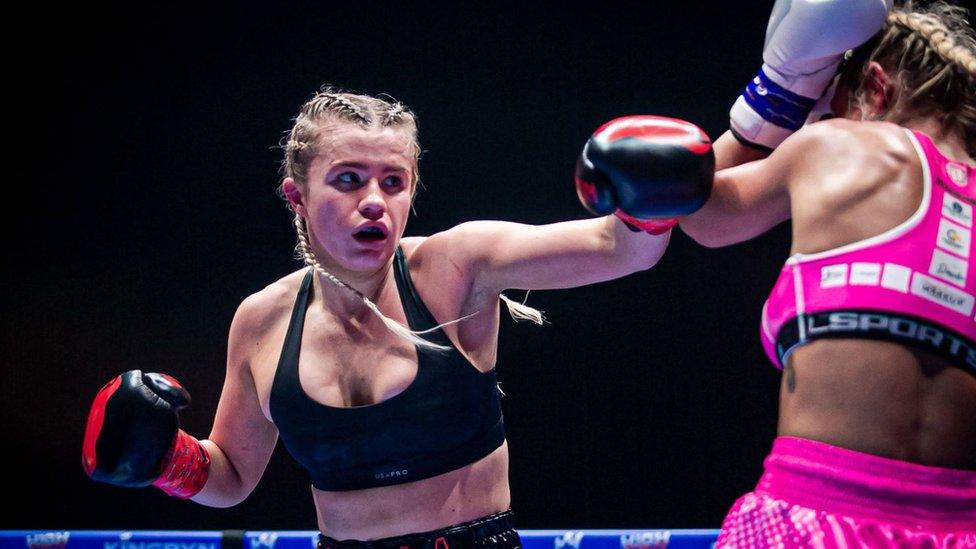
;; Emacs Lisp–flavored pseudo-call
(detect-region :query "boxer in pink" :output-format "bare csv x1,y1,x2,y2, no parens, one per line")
677,0,976,546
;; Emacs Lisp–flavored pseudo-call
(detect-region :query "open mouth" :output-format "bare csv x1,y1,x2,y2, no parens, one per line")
353,226,388,242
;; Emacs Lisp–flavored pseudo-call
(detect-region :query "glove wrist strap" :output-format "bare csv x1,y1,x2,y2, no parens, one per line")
614,210,676,235
743,66,818,131
730,61,845,150
152,429,210,499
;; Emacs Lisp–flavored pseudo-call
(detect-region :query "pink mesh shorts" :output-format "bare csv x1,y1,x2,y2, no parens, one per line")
716,437,976,548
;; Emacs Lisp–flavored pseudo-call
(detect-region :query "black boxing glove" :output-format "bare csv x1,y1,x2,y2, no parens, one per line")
575,115,714,234
82,370,210,499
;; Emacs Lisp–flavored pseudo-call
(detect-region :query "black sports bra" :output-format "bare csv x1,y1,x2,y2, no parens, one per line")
269,248,506,491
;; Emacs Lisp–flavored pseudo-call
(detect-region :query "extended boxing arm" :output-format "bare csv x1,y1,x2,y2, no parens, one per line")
422,117,714,295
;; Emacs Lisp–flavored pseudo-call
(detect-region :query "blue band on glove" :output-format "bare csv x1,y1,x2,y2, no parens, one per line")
741,68,818,131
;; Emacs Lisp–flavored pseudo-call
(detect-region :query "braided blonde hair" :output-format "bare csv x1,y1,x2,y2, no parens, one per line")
838,1,976,156
283,87,421,190
281,87,543,352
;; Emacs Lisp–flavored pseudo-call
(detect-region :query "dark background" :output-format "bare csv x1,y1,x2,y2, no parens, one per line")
4,0,793,532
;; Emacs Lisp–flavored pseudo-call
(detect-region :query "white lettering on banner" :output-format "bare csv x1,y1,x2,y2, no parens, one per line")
820,264,848,288
620,531,672,549
943,193,973,227
27,533,70,547
554,531,584,549
103,541,217,549
912,273,975,315
252,533,279,549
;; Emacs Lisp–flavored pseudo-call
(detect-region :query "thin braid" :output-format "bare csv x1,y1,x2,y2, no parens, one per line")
382,103,406,125
285,138,311,160
838,2,976,156
293,215,462,352
889,11,976,75
310,93,372,126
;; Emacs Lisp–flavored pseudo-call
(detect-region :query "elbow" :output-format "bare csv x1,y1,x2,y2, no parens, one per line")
604,216,668,274
623,231,670,273
209,496,248,509
678,220,734,249
197,498,238,509
193,483,254,508
686,233,731,249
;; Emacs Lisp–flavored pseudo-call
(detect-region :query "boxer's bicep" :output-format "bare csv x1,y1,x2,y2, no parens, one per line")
680,127,823,247
423,218,667,295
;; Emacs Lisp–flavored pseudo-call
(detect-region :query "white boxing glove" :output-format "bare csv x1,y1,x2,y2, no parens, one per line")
730,0,892,150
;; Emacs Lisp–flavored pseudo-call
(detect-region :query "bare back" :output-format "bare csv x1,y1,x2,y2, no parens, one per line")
781,121,976,469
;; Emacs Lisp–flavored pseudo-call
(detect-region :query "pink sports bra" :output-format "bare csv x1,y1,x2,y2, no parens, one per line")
761,130,975,373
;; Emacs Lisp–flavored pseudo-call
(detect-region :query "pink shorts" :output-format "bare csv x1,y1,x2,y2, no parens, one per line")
716,437,976,548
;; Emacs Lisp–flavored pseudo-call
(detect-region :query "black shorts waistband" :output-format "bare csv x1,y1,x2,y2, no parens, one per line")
317,510,520,549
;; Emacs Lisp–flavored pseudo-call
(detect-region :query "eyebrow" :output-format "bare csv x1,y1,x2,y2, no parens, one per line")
331,161,408,173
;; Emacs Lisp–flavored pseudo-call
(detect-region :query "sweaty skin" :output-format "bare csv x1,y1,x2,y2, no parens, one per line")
684,119,976,470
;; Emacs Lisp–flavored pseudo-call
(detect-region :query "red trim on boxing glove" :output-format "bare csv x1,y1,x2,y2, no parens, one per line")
82,375,123,477
575,176,600,207
152,429,210,499
614,210,677,235
594,116,712,155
